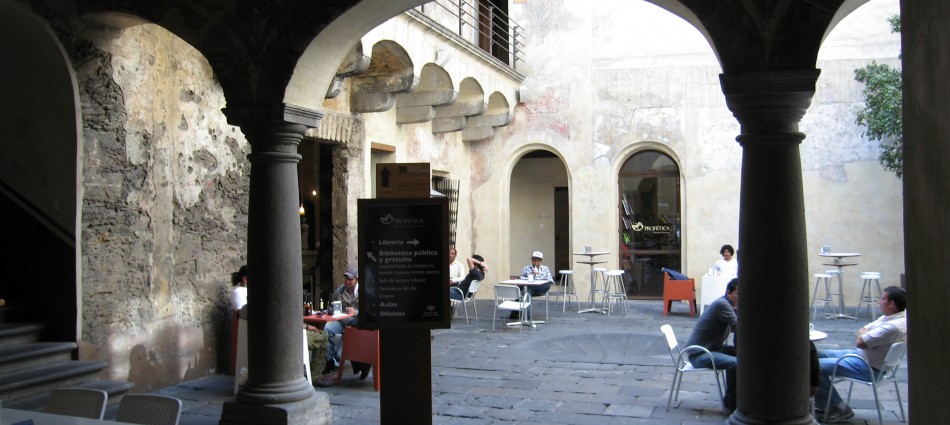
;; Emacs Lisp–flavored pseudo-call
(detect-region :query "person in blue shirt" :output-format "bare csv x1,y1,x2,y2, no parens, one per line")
513,251,553,320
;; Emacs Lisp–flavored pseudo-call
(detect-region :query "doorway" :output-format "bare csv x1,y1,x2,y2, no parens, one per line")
508,151,567,278
619,150,681,299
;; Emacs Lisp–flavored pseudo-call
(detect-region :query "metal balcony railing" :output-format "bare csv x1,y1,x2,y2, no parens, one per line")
413,0,526,72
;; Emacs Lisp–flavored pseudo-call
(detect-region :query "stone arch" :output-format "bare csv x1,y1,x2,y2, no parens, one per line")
505,146,571,282
613,143,687,294
395,63,457,124
433,77,487,134
350,40,418,112
463,91,512,141
287,0,431,109
0,0,80,343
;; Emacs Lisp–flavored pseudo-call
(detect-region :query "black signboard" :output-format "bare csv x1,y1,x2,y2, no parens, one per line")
357,197,450,330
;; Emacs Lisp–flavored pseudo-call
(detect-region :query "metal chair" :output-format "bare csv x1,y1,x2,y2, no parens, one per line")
45,388,108,419
449,279,481,324
116,394,182,425
492,284,531,332
660,324,727,414
824,342,907,425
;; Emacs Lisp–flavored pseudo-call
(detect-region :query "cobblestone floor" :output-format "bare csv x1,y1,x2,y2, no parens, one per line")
155,299,909,424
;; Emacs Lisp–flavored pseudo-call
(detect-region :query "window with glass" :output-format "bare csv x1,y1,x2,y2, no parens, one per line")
619,150,681,299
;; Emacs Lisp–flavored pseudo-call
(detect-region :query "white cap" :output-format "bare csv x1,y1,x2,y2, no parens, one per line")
531,251,543,259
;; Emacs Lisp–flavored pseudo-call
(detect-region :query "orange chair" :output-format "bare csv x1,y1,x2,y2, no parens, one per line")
663,273,697,317
336,326,381,391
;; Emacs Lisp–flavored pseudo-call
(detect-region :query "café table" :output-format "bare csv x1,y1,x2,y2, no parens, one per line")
304,311,354,330
819,252,861,320
499,278,553,327
700,274,732,315
809,329,828,341
573,250,610,314
2,407,134,424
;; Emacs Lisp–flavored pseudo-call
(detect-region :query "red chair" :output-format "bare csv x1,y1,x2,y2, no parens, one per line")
336,326,381,391
663,273,697,317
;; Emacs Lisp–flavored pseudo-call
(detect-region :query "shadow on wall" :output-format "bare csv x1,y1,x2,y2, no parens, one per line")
126,307,229,392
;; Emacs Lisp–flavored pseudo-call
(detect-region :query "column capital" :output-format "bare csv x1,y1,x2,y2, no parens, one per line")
223,103,323,129
720,70,820,146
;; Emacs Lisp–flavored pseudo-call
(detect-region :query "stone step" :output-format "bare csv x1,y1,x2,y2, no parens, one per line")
0,341,77,374
0,360,109,401
4,380,136,411
0,323,44,347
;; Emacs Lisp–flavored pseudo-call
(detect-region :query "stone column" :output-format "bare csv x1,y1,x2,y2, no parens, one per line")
721,70,819,425
219,104,331,425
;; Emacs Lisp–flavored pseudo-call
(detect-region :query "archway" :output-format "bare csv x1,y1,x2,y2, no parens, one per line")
0,0,79,342
508,150,570,278
618,149,681,299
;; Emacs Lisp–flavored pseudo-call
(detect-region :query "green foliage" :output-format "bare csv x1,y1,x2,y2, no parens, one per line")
854,15,903,178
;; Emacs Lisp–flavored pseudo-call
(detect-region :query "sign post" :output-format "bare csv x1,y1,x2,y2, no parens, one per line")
360,162,446,425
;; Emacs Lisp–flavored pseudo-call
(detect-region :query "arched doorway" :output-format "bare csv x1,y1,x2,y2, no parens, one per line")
0,0,79,341
618,150,680,299
509,150,570,279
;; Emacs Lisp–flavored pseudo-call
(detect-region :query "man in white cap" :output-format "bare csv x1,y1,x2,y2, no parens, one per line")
317,265,365,386
513,251,553,320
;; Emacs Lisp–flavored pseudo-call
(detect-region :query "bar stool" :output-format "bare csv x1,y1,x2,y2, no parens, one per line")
603,270,628,316
810,273,838,320
552,270,580,312
590,267,608,306
856,272,883,320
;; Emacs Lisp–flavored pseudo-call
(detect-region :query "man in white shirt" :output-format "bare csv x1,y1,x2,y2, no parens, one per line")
815,286,907,422
448,247,465,285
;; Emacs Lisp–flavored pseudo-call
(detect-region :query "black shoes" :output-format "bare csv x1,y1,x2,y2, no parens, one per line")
351,361,371,380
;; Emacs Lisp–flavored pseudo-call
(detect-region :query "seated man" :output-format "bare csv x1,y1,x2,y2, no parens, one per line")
450,255,488,301
317,266,363,387
685,277,738,413
816,286,907,423
516,251,553,320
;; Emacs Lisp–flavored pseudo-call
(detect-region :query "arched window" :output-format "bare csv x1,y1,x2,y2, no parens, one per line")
619,150,681,299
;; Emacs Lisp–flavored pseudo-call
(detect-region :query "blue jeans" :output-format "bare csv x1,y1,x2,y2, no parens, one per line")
324,317,358,367
689,345,737,411
525,282,553,319
816,349,875,411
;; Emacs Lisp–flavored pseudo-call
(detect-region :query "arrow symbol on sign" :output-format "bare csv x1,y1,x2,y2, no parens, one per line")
366,252,377,262
407,239,420,246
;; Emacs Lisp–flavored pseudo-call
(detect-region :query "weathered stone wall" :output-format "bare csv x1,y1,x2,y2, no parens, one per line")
71,20,249,390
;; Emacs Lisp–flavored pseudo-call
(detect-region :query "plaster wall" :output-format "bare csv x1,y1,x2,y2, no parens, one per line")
477,0,901,301
75,22,249,389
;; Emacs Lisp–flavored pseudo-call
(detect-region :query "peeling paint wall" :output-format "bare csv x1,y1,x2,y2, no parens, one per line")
76,22,249,390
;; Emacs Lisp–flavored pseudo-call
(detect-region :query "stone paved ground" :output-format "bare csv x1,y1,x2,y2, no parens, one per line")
155,300,909,424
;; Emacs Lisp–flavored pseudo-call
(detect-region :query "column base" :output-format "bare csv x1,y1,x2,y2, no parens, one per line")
726,409,817,425
219,391,331,425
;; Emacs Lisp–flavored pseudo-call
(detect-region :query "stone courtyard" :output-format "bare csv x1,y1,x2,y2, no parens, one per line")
148,299,908,424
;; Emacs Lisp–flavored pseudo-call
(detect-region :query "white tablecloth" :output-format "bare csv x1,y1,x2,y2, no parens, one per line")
700,275,732,315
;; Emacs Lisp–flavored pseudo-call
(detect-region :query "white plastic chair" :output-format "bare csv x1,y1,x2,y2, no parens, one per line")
45,388,108,419
824,342,907,425
449,280,481,324
492,284,531,332
116,394,182,425
660,324,727,413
